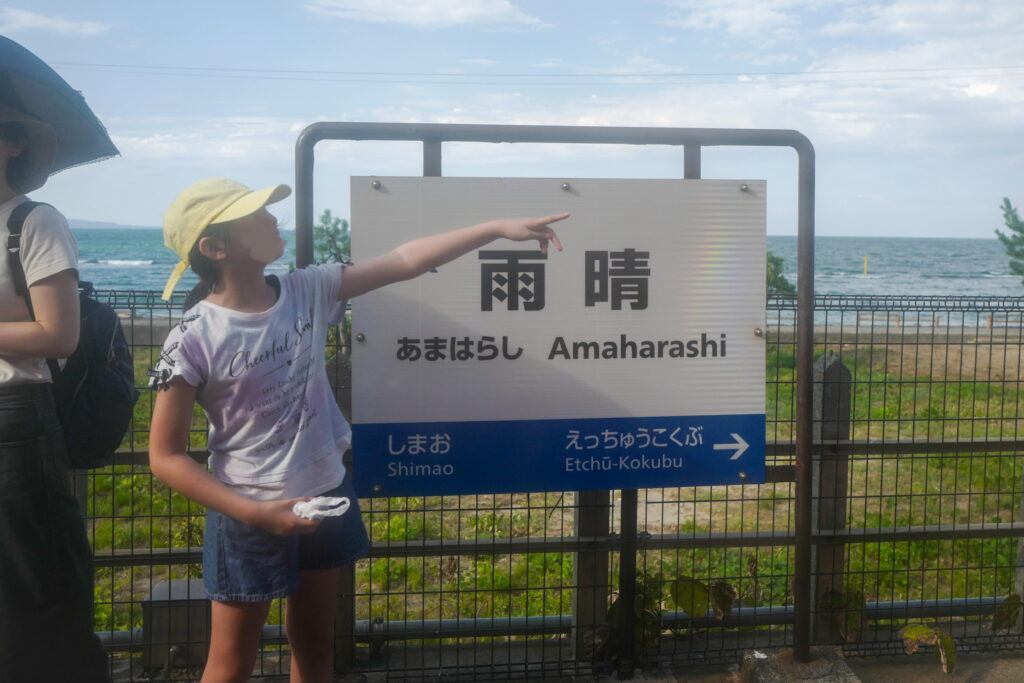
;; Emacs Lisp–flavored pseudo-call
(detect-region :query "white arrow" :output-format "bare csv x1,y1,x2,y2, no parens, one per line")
713,433,749,460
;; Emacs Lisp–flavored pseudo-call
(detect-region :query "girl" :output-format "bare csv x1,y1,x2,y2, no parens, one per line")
0,105,110,681
148,177,567,683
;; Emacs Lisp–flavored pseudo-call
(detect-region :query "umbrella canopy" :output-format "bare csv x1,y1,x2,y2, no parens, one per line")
0,35,119,176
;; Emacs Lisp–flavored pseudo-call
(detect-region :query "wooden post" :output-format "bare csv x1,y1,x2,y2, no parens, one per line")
1017,535,1024,631
572,489,611,661
812,352,851,644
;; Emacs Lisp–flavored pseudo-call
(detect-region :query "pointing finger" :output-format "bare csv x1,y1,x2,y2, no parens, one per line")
547,228,563,252
536,212,570,226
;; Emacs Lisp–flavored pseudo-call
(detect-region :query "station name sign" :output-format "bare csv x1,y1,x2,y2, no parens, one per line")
351,177,767,497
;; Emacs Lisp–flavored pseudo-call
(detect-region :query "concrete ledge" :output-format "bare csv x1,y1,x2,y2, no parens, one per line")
740,646,859,682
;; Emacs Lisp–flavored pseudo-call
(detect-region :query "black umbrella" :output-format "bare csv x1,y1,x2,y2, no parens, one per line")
0,35,119,175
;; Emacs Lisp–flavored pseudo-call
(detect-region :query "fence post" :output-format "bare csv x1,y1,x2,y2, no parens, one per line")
573,489,611,661
811,352,851,644
70,470,89,518
332,350,358,671
616,488,639,679
333,561,358,672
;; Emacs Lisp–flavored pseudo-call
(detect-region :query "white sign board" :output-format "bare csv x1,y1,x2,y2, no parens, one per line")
351,177,766,496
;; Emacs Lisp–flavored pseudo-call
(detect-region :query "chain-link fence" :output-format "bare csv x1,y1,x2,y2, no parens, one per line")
78,291,1024,680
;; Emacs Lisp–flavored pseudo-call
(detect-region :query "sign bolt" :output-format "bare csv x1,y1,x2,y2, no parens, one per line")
740,183,750,192
561,182,571,191
371,180,382,190
754,328,764,337
373,484,382,493
738,471,747,480
356,333,366,342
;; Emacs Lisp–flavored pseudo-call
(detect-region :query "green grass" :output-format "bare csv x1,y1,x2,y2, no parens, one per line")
87,341,1024,636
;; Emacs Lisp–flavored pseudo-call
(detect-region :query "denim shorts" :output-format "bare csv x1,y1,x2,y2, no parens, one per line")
203,474,370,602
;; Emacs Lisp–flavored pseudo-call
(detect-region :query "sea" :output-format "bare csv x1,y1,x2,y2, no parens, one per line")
75,228,296,294
72,228,1022,298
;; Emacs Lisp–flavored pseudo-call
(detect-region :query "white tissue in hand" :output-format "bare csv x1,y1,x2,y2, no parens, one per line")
292,496,350,520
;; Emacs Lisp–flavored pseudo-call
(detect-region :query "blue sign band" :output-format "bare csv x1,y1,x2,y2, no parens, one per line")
353,414,765,497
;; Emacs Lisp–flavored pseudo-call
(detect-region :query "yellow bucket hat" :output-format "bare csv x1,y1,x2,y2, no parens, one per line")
161,178,291,300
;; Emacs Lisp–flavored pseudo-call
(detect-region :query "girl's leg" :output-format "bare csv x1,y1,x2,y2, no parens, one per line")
201,600,271,683
286,567,341,683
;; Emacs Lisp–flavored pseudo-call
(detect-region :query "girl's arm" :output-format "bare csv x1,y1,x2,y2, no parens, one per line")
0,269,80,358
149,378,320,535
338,213,569,300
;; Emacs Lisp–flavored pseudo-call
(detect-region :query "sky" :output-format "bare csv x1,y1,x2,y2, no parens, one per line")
6,0,1024,238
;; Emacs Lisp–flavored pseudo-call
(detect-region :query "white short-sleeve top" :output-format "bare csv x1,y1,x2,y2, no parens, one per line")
150,264,351,501
0,196,78,385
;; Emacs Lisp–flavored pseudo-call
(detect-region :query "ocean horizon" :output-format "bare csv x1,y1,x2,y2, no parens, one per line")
69,224,1022,299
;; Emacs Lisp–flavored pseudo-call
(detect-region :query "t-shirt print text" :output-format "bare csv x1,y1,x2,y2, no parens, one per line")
228,308,315,378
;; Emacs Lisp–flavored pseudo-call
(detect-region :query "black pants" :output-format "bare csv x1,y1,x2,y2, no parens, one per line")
0,383,109,682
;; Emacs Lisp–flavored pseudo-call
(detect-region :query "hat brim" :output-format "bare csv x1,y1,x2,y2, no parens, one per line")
159,182,292,300
210,184,291,225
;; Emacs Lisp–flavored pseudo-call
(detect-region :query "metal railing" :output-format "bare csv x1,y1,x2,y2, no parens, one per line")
76,291,1024,680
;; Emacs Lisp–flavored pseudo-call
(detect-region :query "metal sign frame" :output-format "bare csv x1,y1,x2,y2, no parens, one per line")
294,122,816,661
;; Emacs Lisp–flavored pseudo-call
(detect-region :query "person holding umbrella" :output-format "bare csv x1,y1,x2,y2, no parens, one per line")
1,36,116,683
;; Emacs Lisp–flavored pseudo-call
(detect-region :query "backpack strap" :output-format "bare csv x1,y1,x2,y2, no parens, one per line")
6,200,62,380
5,200,44,306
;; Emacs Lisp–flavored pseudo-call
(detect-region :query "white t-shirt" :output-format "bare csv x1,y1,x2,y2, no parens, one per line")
150,264,351,501
0,196,79,385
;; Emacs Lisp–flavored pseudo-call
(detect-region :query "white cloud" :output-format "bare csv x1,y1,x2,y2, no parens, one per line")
796,1,1024,154
662,0,838,38
0,7,109,36
819,21,859,37
607,56,681,75
861,0,1021,38
351,59,1024,164
665,0,1024,51
303,0,540,28
532,59,569,69
99,0,1024,219
111,117,300,162
961,82,999,98
643,0,1024,157
111,133,192,159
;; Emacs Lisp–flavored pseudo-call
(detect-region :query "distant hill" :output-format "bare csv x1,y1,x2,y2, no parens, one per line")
69,218,159,231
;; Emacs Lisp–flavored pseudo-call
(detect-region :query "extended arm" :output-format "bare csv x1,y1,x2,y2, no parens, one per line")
149,378,320,535
0,269,80,358
338,213,568,300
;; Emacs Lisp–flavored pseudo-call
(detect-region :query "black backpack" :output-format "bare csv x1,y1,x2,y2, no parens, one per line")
6,201,139,469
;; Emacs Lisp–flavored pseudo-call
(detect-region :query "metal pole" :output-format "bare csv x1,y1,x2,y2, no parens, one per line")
423,138,442,177
684,144,701,180
792,139,816,661
294,127,323,268
617,488,638,679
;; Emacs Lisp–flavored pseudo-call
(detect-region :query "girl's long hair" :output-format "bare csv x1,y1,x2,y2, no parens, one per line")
183,222,231,310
